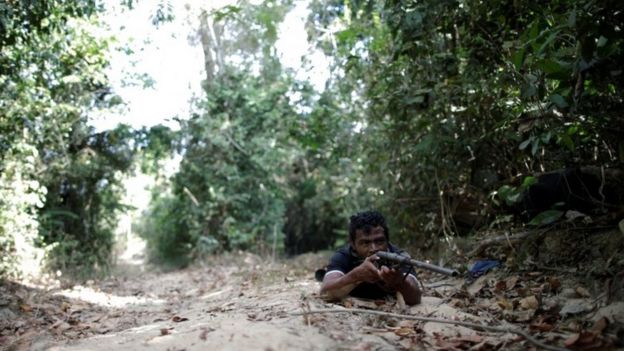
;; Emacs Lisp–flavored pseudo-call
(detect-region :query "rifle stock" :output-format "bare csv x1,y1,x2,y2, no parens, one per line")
376,251,459,277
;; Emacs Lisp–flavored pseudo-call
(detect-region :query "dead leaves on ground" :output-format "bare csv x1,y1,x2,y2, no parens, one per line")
0,282,112,346
462,270,621,350
323,269,623,351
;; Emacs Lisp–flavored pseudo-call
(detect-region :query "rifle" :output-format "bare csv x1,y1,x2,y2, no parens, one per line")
375,251,459,277
314,250,459,282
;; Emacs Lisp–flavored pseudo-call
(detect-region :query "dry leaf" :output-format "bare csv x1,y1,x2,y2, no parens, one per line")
394,327,415,337
512,309,535,322
505,276,519,290
171,315,189,322
497,298,513,311
468,275,489,296
591,317,608,333
160,328,172,336
575,286,591,298
398,320,415,328
529,321,554,332
19,304,33,312
455,334,484,343
564,331,599,348
61,302,71,312
519,296,539,310
548,277,561,292
494,280,506,292
52,322,72,335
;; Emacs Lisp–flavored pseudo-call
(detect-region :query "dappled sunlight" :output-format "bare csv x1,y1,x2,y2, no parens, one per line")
200,288,231,300
55,286,165,308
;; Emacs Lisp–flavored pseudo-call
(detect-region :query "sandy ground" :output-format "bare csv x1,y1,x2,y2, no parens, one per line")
2,247,623,351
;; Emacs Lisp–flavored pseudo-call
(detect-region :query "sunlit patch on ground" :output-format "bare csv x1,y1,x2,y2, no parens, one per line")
55,286,165,308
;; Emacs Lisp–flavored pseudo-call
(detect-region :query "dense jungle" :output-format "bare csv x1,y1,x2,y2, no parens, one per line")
1,0,623,350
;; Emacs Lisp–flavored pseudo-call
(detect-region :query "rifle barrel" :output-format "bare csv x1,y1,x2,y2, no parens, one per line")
376,251,459,277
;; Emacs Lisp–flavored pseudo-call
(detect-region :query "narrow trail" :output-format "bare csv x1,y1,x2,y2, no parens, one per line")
2,234,623,350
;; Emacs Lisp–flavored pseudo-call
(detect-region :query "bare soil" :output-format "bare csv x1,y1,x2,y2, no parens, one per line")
1,230,624,351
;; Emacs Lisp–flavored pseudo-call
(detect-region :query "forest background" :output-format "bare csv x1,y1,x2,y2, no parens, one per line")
1,0,622,281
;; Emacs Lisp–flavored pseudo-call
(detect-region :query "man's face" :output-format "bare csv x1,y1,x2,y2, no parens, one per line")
351,226,389,258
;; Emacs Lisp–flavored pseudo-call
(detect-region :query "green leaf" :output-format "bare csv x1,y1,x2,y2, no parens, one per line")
540,132,552,144
531,139,539,155
336,28,357,45
558,133,575,151
597,36,608,48
528,210,564,226
550,94,568,108
521,176,537,189
521,84,537,98
519,138,532,150
568,11,576,27
512,49,525,70
537,30,560,55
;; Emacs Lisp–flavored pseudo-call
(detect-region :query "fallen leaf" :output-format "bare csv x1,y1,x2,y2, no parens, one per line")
160,328,172,336
519,296,539,310
548,277,561,292
560,301,592,317
19,304,33,312
564,331,599,348
467,275,489,296
497,298,513,311
171,315,189,322
529,321,554,332
52,322,72,335
509,309,535,322
455,335,484,343
505,276,519,290
394,327,415,337
591,317,608,333
494,280,506,292
398,320,415,328
591,302,624,323
575,286,591,298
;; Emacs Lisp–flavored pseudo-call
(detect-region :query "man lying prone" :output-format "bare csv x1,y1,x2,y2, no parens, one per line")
320,210,421,305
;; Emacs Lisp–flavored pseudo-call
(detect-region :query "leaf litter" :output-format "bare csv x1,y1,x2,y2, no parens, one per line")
0,250,622,350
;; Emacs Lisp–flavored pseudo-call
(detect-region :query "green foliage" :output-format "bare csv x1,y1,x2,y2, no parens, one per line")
135,125,180,176
0,1,136,279
135,188,192,268
304,0,624,248
38,124,135,278
528,209,564,227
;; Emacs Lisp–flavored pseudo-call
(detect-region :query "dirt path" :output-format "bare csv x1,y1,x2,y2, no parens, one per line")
2,250,623,351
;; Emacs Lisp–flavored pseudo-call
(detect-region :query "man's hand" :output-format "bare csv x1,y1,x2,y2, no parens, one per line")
320,255,381,301
352,255,382,284
378,265,406,291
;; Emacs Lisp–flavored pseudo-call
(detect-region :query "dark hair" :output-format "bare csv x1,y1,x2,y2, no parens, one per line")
348,210,389,242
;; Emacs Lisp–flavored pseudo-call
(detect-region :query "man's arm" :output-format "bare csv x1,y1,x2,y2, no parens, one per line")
379,266,422,305
320,255,381,301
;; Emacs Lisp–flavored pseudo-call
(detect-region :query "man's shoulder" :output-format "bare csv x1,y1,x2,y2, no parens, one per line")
330,245,352,260
327,245,359,269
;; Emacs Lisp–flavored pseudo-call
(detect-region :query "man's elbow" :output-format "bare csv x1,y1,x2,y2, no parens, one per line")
320,284,349,302
405,295,421,306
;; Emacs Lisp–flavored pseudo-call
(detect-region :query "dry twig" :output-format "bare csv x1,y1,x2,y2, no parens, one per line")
292,308,569,351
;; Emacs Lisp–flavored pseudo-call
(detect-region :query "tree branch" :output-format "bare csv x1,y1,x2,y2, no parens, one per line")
292,308,569,351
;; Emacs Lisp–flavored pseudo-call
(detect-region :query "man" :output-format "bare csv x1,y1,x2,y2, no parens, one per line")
320,211,422,305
